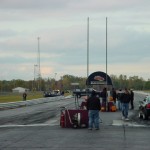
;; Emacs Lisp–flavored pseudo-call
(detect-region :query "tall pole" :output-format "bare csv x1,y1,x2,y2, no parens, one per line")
87,17,89,79
37,37,41,91
106,17,108,111
86,17,89,93
106,17,108,85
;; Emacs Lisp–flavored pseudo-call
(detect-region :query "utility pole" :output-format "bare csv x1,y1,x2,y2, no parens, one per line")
86,17,89,96
106,17,108,111
87,17,89,79
106,17,108,85
37,37,41,91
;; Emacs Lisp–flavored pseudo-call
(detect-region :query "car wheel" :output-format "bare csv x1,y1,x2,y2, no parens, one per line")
138,112,143,119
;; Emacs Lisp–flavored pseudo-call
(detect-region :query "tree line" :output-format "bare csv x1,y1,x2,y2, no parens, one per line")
0,74,150,92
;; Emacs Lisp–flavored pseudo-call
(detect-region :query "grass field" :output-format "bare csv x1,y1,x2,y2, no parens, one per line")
0,91,71,103
0,92,43,103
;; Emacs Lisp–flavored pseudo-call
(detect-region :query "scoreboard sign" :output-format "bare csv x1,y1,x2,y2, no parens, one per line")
86,71,112,85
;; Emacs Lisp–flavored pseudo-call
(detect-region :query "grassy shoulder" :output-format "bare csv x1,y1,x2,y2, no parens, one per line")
0,92,43,103
0,92,72,103
143,90,150,93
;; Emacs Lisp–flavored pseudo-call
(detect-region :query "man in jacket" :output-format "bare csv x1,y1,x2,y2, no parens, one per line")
130,89,134,110
87,90,101,130
121,88,131,120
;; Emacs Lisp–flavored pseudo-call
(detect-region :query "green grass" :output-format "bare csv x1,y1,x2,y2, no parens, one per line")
143,90,150,93
0,92,43,103
0,92,72,103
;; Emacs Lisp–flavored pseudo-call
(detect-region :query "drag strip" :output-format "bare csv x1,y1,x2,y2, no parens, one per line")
0,92,150,127
0,96,78,126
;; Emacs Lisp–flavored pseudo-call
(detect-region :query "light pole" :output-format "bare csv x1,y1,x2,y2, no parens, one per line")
87,17,89,79
37,37,41,91
86,17,89,96
106,17,108,111
106,17,108,86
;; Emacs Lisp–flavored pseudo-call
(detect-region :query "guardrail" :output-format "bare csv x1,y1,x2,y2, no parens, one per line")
0,96,66,110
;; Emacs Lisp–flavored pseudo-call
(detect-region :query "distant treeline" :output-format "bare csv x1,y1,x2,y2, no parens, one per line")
0,74,150,92
110,74,150,90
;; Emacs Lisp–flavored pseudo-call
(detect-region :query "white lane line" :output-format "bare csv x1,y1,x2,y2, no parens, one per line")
0,118,60,128
0,123,59,128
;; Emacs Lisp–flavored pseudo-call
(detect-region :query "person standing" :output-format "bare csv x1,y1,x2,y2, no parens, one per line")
117,89,123,110
101,87,108,110
130,89,134,110
87,90,101,130
121,88,131,120
23,92,27,101
61,91,64,96
111,88,117,104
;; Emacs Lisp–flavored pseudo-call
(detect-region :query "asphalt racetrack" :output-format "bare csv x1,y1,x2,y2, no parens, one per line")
0,92,150,150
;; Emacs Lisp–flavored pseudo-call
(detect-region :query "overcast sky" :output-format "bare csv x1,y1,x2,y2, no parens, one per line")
0,0,150,81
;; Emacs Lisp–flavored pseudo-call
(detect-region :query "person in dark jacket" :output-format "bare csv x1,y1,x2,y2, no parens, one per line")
101,87,108,110
117,89,123,110
130,89,134,109
22,92,27,101
111,88,117,103
121,88,131,120
87,90,101,130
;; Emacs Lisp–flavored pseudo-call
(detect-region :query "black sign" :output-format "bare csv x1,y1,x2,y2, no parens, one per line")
86,71,113,85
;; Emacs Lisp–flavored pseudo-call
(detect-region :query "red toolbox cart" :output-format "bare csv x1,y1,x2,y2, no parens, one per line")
60,107,88,128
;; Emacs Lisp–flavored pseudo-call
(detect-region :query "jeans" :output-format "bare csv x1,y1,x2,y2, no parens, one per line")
88,110,100,129
117,100,122,110
122,103,129,118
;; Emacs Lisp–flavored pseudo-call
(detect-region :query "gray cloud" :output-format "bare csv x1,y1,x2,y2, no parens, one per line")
0,0,150,80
